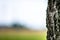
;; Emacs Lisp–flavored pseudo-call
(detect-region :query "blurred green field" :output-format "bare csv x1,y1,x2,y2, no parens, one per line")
0,29,46,40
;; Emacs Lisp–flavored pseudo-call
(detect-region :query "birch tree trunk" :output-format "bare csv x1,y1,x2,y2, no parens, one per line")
46,0,60,40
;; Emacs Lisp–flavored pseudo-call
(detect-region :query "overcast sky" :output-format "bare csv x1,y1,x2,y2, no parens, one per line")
0,0,48,30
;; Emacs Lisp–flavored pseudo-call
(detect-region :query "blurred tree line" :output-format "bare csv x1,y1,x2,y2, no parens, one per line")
11,22,28,29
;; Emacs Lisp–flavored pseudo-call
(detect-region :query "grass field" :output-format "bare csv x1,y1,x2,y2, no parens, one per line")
0,29,46,40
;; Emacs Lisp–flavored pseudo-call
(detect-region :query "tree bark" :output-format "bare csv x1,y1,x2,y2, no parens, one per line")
46,0,60,40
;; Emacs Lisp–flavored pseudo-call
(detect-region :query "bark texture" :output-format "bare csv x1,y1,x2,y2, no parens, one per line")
46,0,60,40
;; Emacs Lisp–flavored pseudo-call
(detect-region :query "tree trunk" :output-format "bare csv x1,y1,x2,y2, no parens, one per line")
46,0,60,40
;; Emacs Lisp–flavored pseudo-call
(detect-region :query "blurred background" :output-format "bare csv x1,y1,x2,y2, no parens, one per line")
0,0,48,40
